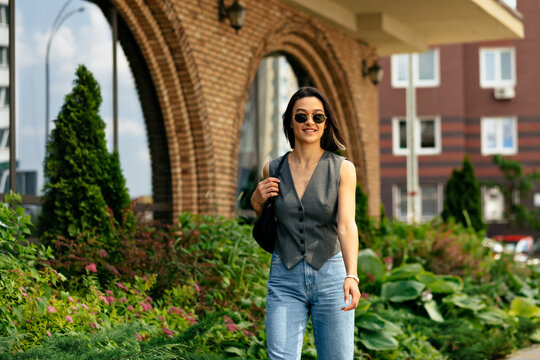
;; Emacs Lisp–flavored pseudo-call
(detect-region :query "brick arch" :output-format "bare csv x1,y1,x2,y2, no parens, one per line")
235,19,368,190
92,0,215,218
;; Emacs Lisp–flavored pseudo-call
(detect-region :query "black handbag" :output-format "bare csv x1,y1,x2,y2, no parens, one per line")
252,152,290,253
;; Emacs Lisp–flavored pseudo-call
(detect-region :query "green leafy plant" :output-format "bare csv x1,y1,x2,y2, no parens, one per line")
484,155,540,230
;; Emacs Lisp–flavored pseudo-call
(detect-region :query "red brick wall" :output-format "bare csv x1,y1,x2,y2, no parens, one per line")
111,0,380,219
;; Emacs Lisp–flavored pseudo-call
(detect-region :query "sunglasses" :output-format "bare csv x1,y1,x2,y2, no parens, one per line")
294,113,327,124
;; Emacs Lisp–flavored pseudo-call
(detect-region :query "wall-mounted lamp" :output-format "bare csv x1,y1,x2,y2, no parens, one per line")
219,0,246,33
362,60,384,85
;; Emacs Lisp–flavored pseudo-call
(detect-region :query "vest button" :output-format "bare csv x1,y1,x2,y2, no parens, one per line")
298,207,302,211
299,229,304,234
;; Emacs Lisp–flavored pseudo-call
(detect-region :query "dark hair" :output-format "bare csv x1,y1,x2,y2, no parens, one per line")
282,86,346,151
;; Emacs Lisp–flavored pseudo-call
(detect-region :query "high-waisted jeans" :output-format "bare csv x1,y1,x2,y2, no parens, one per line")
265,251,354,360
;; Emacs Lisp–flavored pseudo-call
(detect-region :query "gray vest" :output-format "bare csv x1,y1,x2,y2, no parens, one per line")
270,150,344,270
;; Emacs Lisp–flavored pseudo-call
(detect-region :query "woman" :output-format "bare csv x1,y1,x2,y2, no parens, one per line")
251,87,360,359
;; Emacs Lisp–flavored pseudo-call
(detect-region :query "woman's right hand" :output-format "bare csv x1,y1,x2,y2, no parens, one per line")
251,177,280,217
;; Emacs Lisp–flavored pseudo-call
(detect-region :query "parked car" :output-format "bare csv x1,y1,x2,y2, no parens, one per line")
483,235,537,264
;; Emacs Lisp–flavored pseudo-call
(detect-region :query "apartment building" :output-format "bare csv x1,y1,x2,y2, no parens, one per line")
378,0,538,235
0,0,9,190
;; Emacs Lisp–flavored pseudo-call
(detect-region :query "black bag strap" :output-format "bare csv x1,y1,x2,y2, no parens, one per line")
267,151,290,205
272,151,290,179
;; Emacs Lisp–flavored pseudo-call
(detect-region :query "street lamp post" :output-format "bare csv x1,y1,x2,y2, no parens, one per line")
45,2,84,148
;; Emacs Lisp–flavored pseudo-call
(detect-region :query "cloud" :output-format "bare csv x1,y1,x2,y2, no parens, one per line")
19,125,43,138
137,149,151,164
103,117,146,138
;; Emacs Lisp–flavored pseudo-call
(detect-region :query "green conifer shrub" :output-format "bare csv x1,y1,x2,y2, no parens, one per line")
39,65,131,246
441,155,485,232
356,183,376,247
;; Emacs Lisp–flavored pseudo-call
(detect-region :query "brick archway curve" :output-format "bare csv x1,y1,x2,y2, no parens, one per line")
99,0,215,218
235,19,368,189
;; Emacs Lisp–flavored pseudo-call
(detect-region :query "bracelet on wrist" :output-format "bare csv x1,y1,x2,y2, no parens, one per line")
345,274,359,285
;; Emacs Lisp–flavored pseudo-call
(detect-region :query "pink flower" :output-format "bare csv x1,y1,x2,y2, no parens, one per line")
70,306,78,311
46,331,52,337
361,292,370,301
136,333,145,342
68,296,75,302
99,296,110,305
105,290,113,296
85,263,97,273
97,249,108,258
243,329,253,337
162,327,174,336
193,283,201,292
146,296,153,303
81,304,89,310
106,296,115,304
223,316,238,332
22,292,28,298
140,302,153,312
367,273,375,283
159,316,165,323
65,315,73,323
127,305,134,311
19,286,26,292
89,322,97,329
48,306,56,313
119,297,128,303
169,306,186,316
116,282,129,292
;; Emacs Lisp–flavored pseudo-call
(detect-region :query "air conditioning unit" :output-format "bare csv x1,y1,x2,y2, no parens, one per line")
493,86,515,100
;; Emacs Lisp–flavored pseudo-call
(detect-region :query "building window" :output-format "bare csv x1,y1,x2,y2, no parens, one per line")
0,87,8,107
393,184,443,222
534,193,540,207
481,117,517,155
0,128,8,150
392,116,441,156
0,47,8,66
502,0,516,8
0,5,8,26
479,47,515,88
482,186,505,222
391,49,440,88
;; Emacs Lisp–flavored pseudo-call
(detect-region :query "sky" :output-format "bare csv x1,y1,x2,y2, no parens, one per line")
16,0,151,197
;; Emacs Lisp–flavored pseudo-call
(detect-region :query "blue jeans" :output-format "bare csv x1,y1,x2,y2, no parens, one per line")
266,251,354,360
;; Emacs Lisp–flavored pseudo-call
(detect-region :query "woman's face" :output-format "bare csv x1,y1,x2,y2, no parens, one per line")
291,96,327,147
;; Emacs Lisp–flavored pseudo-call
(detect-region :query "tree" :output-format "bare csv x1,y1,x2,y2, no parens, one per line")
442,155,485,232
39,65,131,246
486,155,540,230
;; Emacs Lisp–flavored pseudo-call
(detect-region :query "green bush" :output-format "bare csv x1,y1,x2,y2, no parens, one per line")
39,65,131,247
0,192,53,271
441,155,485,233
4,189,540,359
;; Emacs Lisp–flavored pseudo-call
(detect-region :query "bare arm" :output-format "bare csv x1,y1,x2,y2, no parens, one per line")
337,160,361,311
250,162,280,218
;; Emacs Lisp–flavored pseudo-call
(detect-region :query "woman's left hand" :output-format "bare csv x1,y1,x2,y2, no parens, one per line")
341,278,361,311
